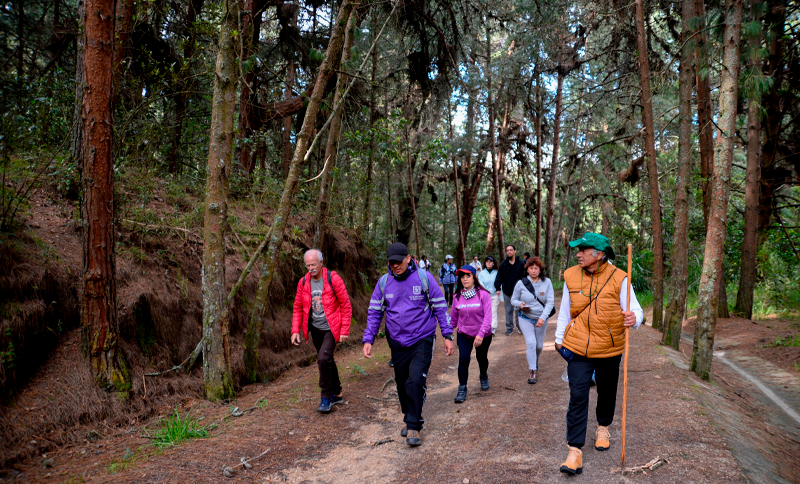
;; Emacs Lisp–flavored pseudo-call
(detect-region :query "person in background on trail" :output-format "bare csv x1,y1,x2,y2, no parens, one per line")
419,255,430,271
291,249,353,414
495,244,525,335
363,242,454,447
439,255,457,307
511,257,554,384
523,252,531,262
470,255,482,273
477,256,500,335
554,232,643,476
450,265,494,403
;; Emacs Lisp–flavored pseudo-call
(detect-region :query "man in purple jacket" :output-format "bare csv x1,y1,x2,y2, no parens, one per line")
363,242,454,446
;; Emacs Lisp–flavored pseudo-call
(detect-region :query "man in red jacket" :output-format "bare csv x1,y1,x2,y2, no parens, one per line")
292,249,353,413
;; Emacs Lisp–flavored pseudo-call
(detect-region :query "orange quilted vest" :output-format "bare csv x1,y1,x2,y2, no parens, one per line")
562,262,628,358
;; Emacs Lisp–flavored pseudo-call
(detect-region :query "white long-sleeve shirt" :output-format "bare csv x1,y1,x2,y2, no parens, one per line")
554,277,644,344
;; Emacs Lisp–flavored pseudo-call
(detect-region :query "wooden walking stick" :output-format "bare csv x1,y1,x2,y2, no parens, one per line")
621,243,632,468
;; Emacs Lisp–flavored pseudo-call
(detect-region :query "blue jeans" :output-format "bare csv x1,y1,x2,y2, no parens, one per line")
503,296,519,334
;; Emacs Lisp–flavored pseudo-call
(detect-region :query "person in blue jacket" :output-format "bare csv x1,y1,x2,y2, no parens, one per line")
439,255,457,307
363,242,454,447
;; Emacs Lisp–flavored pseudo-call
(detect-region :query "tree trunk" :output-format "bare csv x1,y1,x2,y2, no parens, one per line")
201,0,240,401
70,0,86,167
544,71,564,270
634,0,665,331
455,92,483,262
81,0,128,395
692,0,742,380
281,6,299,178
663,0,695,349
535,74,543,258
441,190,447,257
695,0,713,227
406,126,422,259
734,0,763,319
314,2,359,247
486,28,504,256
237,0,265,175
243,0,355,383
449,102,466,266
360,36,378,238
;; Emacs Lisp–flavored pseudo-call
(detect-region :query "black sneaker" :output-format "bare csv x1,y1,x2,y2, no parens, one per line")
528,370,537,384
480,375,489,391
388,359,394,367
317,397,332,413
331,394,344,406
400,428,408,437
454,385,467,403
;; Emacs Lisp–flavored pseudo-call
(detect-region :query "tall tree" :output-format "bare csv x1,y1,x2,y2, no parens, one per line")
663,0,695,349
634,0,664,331
81,0,128,394
486,27,505,255
243,0,356,382
544,71,564,270
692,0,743,380
237,0,265,175
734,0,764,318
534,75,543,258
201,0,241,400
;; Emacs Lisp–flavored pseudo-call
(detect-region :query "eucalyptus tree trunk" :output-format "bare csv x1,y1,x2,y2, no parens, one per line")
70,0,85,166
734,0,763,319
361,36,378,238
544,71,564,270
634,0,664,331
663,0,695,349
243,0,355,382
692,0,742,380
81,0,128,396
238,0,265,175
535,75,543,258
201,0,240,400
314,2,360,247
695,0,713,226
281,4,299,178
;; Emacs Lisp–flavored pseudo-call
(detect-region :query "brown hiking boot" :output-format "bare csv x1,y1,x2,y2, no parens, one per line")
595,425,610,451
406,429,422,446
528,370,537,384
559,445,583,475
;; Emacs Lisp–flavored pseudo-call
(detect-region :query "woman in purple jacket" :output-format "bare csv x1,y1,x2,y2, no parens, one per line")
450,265,494,403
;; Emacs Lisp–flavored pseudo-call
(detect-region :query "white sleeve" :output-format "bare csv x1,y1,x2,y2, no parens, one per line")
554,287,571,344
619,277,644,328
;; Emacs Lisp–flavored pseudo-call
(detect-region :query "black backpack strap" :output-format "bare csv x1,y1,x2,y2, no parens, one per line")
327,270,337,300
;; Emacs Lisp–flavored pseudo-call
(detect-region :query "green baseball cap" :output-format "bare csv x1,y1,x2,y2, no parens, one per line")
568,232,616,260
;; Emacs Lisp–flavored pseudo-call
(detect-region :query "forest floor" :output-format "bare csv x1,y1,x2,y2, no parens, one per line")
7,297,800,484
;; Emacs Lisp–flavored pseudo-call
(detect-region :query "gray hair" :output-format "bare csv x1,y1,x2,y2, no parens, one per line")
304,249,323,262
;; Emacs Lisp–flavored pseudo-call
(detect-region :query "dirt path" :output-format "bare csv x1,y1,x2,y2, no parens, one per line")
11,298,764,484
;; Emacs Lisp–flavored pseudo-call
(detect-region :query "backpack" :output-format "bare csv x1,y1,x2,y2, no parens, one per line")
301,269,337,300
521,277,556,318
378,268,432,312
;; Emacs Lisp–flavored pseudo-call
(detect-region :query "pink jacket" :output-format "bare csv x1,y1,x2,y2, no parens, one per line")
450,288,493,339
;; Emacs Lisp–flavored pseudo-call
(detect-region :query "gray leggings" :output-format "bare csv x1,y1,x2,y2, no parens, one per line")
518,316,548,370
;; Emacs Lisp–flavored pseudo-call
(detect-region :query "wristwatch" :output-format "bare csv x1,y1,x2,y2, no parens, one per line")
443,333,455,341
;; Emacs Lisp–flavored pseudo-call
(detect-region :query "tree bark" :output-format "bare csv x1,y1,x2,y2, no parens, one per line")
455,91,483,262
695,0,713,227
692,0,742,380
449,102,466,266
70,0,86,167
634,0,665,331
281,5,299,178
360,33,378,238
663,0,695,349
201,0,240,400
406,125,422,259
734,0,763,319
238,0,265,175
544,71,564,270
486,28,504,256
243,0,355,382
314,2,359,247
535,74,543,258
81,0,128,395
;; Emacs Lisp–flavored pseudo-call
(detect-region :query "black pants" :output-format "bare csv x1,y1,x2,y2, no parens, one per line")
456,332,493,385
309,325,342,399
388,334,434,431
566,353,622,448
443,284,455,306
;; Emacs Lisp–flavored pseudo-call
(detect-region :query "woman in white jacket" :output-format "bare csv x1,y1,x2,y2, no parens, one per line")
477,256,500,335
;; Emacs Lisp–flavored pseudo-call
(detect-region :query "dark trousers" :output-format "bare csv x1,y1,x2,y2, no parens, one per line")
388,334,434,431
566,353,622,448
309,325,342,398
443,284,455,306
456,333,493,385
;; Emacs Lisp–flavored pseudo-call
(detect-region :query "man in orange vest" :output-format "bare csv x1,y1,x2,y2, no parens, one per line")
554,233,643,475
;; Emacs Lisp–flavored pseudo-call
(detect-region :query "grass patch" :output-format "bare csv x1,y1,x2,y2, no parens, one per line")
637,290,653,309
142,408,212,448
763,335,800,348
105,446,162,475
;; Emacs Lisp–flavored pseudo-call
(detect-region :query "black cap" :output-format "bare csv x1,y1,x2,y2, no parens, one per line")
386,242,409,262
